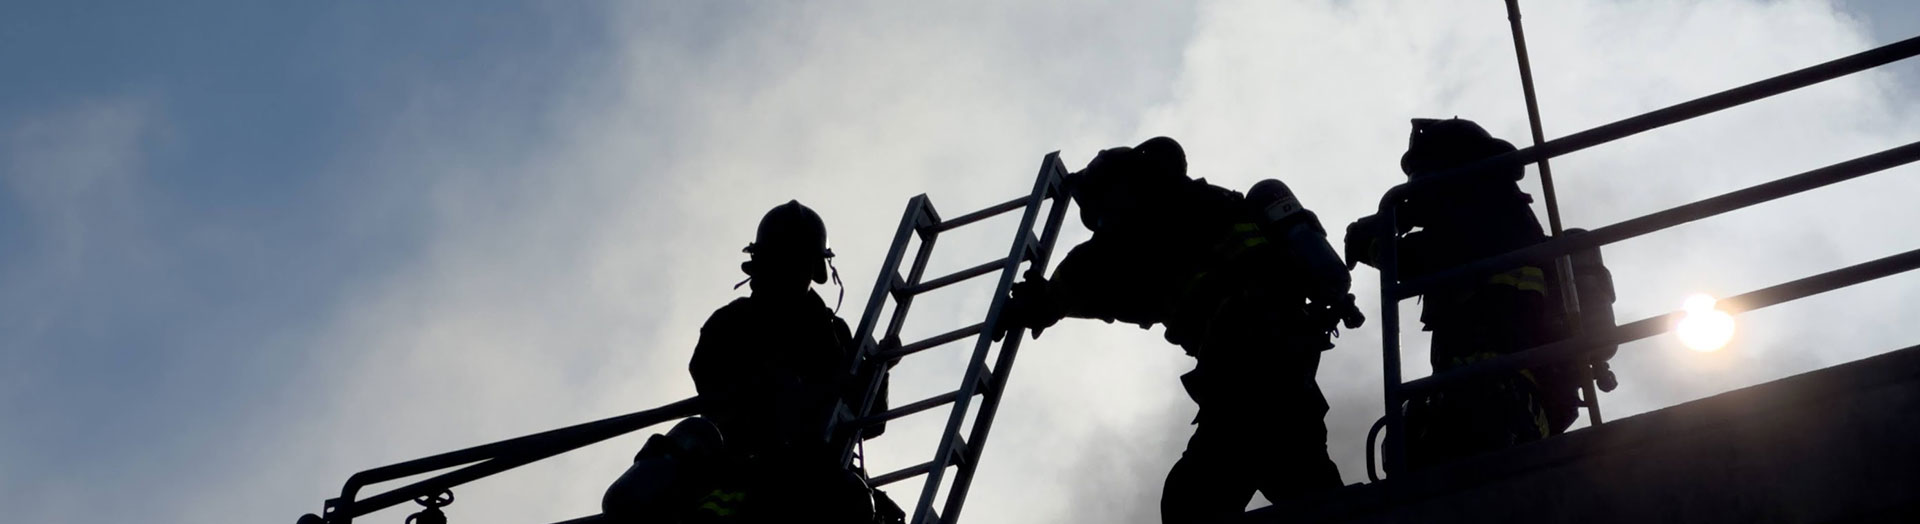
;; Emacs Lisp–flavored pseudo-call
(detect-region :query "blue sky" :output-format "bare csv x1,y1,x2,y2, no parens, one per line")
3,2,1917,523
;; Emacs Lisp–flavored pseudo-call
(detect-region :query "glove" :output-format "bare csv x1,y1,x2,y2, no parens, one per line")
993,268,1058,341
1344,215,1382,270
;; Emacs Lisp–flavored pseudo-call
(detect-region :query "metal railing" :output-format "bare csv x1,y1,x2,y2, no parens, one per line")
297,398,700,524
1368,33,1920,477
297,155,1069,524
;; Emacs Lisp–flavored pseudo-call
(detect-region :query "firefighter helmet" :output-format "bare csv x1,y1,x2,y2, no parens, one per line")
744,200,833,283
1399,117,1521,181
1247,178,1304,224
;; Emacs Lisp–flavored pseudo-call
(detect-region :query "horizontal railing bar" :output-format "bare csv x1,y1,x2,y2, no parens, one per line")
1720,247,1920,314
1392,139,1920,300
1398,246,1920,399
331,397,701,520
907,258,1012,296
872,460,937,487
931,196,1031,233
853,390,963,430
881,323,988,361
1378,34,1920,212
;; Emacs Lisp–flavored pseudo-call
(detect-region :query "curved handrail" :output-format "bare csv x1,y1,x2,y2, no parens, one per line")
307,396,701,524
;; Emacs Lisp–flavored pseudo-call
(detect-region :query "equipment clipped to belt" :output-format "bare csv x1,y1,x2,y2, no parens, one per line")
601,418,727,522
406,490,454,524
1307,293,1366,340
1557,228,1620,393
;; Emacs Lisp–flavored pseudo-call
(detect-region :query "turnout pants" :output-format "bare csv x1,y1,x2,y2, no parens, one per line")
1162,318,1341,524
1402,286,1555,472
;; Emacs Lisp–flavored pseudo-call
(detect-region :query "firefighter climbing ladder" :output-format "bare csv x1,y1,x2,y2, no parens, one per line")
296,155,1070,524
833,153,1071,524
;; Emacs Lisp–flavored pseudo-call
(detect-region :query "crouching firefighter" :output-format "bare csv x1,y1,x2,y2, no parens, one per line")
1344,117,1619,472
603,201,902,523
995,137,1365,524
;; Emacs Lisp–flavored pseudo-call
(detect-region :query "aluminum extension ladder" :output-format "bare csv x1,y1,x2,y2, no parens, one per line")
828,152,1071,524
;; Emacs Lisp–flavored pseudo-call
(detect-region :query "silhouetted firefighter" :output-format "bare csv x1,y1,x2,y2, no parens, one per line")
996,137,1364,524
603,201,897,523
1345,118,1619,471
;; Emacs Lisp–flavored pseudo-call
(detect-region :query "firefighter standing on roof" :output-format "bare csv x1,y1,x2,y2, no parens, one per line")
996,137,1364,524
603,201,891,523
1345,118,1563,471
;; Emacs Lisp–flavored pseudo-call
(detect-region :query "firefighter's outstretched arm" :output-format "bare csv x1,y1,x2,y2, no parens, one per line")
996,237,1133,341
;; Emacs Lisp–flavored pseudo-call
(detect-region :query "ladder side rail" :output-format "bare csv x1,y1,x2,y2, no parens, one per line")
842,197,939,464
851,195,933,370
938,154,1071,524
908,153,1065,524
318,397,700,523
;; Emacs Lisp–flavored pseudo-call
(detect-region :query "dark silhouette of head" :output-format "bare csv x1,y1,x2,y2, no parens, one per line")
1400,118,1522,181
1247,178,1304,224
1134,136,1187,180
743,200,833,294
1069,136,1191,231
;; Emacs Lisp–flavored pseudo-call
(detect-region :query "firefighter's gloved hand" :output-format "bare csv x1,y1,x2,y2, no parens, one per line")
1344,216,1382,270
991,297,1044,342
993,270,1058,341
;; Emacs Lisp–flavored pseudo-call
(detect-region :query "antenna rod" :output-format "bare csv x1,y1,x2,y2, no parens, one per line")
1505,0,1604,425
1505,0,1562,234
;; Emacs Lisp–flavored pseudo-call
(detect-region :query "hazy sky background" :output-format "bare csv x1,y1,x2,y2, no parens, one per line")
3,2,1917,523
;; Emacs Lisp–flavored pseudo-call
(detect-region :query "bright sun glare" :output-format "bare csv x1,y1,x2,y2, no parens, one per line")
1676,293,1736,352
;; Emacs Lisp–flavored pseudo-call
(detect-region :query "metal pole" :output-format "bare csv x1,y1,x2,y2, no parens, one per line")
1505,0,1563,235
1503,0,1602,425
1379,210,1406,476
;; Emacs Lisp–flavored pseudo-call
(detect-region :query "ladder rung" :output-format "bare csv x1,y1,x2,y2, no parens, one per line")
880,323,986,360
853,390,961,429
871,460,936,487
907,258,1010,296
930,196,1029,233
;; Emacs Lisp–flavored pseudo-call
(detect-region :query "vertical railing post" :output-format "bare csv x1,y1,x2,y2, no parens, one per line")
1505,0,1603,426
1378,208,1406,476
